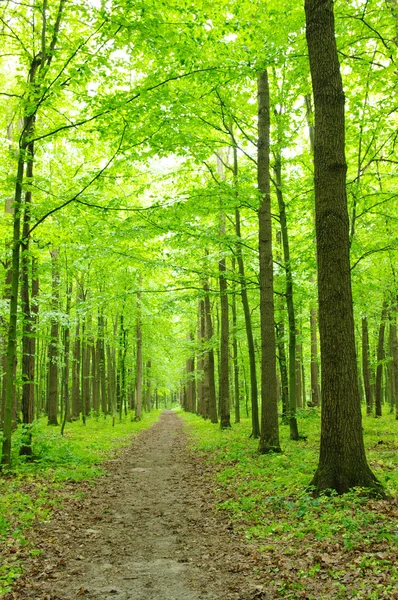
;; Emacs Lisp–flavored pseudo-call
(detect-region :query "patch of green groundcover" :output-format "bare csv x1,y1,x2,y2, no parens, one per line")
0,410,161,596
179,409,398,600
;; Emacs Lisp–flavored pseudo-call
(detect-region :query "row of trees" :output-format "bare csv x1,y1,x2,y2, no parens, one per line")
0,0,397,494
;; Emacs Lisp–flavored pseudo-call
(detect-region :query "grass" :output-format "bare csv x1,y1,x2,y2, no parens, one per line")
0,409,161,596
179,408,398,600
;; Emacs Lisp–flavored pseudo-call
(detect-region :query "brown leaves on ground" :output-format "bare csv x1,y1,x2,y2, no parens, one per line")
3,413,398,600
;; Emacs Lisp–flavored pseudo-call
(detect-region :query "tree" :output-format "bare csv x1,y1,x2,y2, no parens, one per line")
257,70,281,455
305,0,383,495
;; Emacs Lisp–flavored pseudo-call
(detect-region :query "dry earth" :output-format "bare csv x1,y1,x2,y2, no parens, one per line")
6,411,266,600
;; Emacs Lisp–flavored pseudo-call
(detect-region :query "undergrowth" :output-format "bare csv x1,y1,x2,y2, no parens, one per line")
179,409,398,600
0,410,161,596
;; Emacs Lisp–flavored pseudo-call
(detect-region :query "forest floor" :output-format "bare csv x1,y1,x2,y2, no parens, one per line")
4,410,269,600
3,409,398,600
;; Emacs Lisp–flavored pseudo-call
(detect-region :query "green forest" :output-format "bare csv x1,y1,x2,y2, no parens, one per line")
0,0,397,598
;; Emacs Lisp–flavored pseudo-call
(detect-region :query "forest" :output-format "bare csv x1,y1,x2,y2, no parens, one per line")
0,0,397,598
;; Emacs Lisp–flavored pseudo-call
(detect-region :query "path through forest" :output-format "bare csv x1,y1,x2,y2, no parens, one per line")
10,411,265,600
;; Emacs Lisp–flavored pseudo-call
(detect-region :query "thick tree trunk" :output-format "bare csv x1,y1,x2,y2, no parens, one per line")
305,0,381,494
257,70,281,454
362,316,374,416
375,303,388,418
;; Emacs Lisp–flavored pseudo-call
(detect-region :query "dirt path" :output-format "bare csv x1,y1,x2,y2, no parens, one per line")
11,411,264,600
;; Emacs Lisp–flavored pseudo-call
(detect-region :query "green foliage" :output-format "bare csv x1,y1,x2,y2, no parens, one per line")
0,411,160,595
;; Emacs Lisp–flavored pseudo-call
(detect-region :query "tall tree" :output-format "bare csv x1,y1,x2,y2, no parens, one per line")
257,70,281,454
305,0,382,494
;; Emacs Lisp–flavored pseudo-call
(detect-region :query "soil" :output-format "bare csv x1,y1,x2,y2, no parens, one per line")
7,411,265,600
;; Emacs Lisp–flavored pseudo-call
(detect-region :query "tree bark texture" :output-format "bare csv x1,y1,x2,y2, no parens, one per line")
305,0,381,494
257,69,281,454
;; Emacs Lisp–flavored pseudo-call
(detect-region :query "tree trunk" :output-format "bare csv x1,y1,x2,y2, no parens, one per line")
61,282,72,435
219,217,231,430
72,320,81,419
275,276,289,423
310,307,321,406
257,70,281,454
231,257,240,424
375,302,388,418
20,142,35,455
233,146,260,437
98,312,107,415
204,284,218,423
274,156,299,440
146,360,152,412
296,330,303,409
305,0,382,494
197,300,205,416
135,291,143,420
47,249,59,426
362,316,373,416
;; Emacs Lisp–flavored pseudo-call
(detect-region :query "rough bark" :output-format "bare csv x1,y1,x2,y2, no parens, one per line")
257,70,281,454
305,0,382,494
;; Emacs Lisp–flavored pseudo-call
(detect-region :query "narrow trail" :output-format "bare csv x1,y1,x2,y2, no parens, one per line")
12,411,263,600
